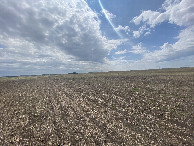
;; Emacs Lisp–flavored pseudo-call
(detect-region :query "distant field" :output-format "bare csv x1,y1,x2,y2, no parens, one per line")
0,68,194,145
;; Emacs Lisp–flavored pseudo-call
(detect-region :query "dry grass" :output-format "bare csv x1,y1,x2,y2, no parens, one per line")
0,68,194,145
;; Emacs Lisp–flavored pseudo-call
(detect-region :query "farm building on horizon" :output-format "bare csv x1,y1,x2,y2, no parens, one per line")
68,72,78,74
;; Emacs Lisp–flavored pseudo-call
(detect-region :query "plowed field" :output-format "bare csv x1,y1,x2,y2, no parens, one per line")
0,68,194,145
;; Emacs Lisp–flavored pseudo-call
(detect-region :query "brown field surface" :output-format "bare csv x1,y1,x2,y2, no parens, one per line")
0,68,194,145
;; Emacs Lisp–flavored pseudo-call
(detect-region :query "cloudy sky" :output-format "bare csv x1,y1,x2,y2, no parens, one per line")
0,0,194,76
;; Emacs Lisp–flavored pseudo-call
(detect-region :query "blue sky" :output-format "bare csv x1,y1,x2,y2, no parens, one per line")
0,0,194,76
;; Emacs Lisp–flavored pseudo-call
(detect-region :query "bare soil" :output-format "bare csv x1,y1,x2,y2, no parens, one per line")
0,68,194,145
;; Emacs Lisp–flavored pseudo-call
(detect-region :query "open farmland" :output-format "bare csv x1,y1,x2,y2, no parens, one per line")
0,68,194,145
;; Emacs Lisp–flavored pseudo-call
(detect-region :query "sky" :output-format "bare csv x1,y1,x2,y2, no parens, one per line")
0,0,194,76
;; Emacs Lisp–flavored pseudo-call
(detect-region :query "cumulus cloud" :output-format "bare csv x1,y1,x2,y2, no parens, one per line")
132,31,141,38
133,0,194,27
133,25,150,38
0,0,112,62
104,0,194,70
0,0,123,75
132,0,194,62
143,25,194,62
115,25,130,33
162,0,194,26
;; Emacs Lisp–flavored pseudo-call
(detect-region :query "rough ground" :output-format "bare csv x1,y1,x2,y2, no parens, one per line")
0,68,194,145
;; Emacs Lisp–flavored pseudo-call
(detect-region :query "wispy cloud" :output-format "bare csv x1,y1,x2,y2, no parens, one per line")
130,43,147,54
132,10,167,27
115,49,128,55
101,9,116,20
115,43,147,55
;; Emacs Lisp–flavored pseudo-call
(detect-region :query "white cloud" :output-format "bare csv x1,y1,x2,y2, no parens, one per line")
163,0,194,26
144,31,151,36
115,25,130,33
133,25,150,38
142,25,194,62
132,10,167,27
102,58,131,71
133,31,141,38
0,0,123,75
133,0,194,27
105,0,194,70
115,49,128,55
0,0,122,62
114,42,147,56
132,0,194,63
130,43,147,54
101,9,116,20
